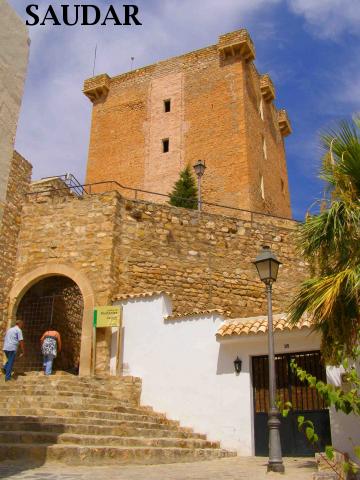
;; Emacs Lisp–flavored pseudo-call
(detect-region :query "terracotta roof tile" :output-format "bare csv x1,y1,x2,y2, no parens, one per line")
112,291,171,301
164,309,224,321
217,314,311,337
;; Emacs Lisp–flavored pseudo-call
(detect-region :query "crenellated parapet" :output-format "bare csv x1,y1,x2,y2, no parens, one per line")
83,74,110,103
260,74,275,102
218,29,255,62
277,109,292,136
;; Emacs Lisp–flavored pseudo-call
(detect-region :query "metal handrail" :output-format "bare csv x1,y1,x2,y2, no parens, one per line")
27,179,297,222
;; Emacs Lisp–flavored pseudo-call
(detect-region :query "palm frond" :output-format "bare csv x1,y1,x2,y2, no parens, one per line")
291,117,360,361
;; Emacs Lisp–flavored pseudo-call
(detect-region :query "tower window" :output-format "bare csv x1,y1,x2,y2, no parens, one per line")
262,137,267,160
162,138,169,153
164,99,171,113
260,175,265,200
259,98,264,120
281,179,285,194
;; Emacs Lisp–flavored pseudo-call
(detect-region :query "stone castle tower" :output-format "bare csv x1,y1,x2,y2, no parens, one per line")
83,29,292,218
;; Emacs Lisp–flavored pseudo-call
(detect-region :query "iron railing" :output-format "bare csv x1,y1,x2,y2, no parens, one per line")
28,177,297,223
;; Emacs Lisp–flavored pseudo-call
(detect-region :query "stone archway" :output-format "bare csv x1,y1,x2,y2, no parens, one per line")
8,264,95,376
16,276,83,373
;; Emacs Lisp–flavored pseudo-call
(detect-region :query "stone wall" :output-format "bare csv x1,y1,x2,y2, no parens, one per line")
113,197,305,318
84,29,292,218
10,188,306,325
0,151,32,338
0,0,29,222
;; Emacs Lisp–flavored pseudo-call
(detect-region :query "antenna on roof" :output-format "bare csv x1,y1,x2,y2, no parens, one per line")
130,56,135,71
92,45,98,77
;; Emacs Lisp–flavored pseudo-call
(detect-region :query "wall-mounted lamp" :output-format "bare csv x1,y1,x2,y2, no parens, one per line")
234,356,242,374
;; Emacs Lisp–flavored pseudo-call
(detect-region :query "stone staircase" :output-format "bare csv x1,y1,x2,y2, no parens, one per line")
0,373,235,465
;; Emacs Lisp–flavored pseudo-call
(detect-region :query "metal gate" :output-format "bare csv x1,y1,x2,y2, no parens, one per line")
252,351,332,456
16,295,59,372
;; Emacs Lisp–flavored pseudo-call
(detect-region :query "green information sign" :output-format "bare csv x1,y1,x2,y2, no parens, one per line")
93,306,122,328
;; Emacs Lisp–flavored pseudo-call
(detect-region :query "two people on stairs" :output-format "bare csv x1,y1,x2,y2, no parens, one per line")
2,320,62,379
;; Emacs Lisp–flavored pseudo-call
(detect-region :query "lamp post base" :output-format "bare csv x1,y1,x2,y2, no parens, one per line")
267,462,285,473
267,409,285,474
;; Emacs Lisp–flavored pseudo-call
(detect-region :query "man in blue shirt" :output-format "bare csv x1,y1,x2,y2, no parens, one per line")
2,320,25,381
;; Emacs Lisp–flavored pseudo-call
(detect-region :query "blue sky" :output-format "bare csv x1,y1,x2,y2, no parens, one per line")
8,0,360,220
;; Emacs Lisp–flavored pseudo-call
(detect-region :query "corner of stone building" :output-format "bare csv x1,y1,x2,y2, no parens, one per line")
0,151,32,341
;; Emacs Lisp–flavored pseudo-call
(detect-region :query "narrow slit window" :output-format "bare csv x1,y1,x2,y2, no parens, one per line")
260,175,265,200
259,98,264,120
162,138,169,153
164,99,171,113
262,137,267,160
281,179,285,194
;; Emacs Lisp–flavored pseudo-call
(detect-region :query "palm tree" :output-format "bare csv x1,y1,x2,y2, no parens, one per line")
288,117,360,362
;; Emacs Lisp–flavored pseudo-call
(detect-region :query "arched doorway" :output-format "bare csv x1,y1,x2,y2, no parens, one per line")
15,275,84,374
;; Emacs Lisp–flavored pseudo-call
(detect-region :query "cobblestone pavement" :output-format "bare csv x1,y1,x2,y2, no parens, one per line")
0,457,316,480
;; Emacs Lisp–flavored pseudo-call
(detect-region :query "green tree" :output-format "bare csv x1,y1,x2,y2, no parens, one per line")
168,165,198,209
288,117,360,362
280,352,360,479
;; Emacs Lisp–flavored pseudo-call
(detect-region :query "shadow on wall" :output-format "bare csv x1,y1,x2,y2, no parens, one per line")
216,341,250,375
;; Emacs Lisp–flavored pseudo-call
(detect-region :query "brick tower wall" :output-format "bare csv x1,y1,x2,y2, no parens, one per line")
84,30,292,218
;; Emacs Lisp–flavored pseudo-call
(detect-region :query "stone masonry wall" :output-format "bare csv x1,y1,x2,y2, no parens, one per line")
113,197,306,318
0,1,29,223
84,29,292,218
10,190,306,327
0,151,32,339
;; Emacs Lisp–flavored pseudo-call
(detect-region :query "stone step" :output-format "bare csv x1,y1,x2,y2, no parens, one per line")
0,443,235,465
0,398,141,413
0,397,168,421
0,387,111,401
0,391,159,417
0,412,185,432
0,405,180,426
1,384,133,400
0,419,206,439
6,375,133,386
2,379,141,406
0,431,220,449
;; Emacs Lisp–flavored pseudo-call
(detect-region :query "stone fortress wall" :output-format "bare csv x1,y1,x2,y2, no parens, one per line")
84,29,292,218
0,152,32,338
9,181,306,324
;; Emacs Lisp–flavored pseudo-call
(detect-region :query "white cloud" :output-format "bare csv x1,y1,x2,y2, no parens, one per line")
287,0,360,39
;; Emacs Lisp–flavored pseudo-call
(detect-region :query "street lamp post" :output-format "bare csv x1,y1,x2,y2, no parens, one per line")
253,245,285,474
193,160,206,211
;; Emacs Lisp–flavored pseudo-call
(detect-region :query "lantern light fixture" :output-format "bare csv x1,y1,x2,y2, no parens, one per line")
234,356,242,374
252,245,281,285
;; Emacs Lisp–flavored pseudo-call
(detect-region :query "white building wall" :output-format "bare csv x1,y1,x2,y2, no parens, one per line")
113,294,322,455
326,366,360,461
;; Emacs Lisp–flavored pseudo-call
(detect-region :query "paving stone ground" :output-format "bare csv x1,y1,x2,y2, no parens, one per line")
0,457,317,480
